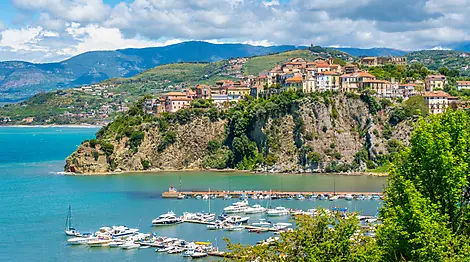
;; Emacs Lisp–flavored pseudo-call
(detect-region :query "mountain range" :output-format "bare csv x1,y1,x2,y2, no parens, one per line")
2,40,470,103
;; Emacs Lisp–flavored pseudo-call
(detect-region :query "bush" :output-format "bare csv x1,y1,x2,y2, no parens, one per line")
322,126,328,132
304,132,314,141
265,154,278,166
207,140,221,153
158,131,177,152
129,131,145,151
141,160,150,170
307,152,322,163
89,139,97,148
203,147,233,169
92,151,99,161
100,141,114,156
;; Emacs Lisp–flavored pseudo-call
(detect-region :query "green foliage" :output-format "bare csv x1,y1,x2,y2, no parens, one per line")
92,151,99,161
307,151,322,164
158,131,177,152
389,96,428,125
360,93,381,115
265,154,278,166
129,131,145,151
191,99,213,109
226,211,381,262
99,141,114,156
141,160,150,170
207,140,221,153
377,110,470,260
203,146,234,169
88,139,97,148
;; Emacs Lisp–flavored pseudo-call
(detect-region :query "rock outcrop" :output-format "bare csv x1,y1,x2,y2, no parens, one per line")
65,94,413,174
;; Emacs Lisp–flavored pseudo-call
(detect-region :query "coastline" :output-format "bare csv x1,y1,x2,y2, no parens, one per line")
1,124,103,128
62,168,388,177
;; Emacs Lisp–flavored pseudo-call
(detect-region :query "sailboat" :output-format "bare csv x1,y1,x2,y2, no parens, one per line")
64,205,80,236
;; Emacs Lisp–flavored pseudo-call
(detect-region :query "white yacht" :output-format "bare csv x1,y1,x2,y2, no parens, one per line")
267,206,290,216
67,236,97,245
152,211,182,226
225,224,245,231
87,239,111,247
109,240,125,248
225,215,250,224
121,241,140,250
274,222,292,230
345,194,354,201
252,219,272,227
110,226,139,237
244,204,266,214
223,200,249,214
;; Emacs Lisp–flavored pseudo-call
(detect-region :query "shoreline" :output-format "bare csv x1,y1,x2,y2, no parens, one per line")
1,124,103,128
62,168,388,177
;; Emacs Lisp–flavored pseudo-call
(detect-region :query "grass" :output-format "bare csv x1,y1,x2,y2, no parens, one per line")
367,162,392,173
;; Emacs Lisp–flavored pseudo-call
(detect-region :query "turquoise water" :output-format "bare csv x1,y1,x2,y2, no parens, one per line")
0,127,386,261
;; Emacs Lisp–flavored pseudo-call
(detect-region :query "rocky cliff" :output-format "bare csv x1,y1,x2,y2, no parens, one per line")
65,93,412,174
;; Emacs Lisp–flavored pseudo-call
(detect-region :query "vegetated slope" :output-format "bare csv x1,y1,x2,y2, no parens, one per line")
65,93,411,174
405,50,470,75
0,41,300,102
335,47,409,57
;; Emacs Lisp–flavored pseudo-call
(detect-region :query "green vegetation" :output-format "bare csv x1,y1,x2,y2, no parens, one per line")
389,95,428,125
226,109,470,261
406,50,470,76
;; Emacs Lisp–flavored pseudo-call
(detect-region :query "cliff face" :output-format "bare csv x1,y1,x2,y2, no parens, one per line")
65,94,412,174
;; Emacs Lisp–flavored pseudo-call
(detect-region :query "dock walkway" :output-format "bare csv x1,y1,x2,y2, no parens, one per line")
163,190,382,199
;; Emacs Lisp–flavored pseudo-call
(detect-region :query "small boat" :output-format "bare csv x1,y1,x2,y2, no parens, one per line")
267,207,290,216
296,194,305,200
109,240,125,248
207,223,224,230
251,194,258,200
239,194,248,200
177,194,185,199
156,246,173,252
152,211,182,226
182,249,195,257
319,194,328,200
121,241,140,249
110,226,139,237
225,215,250,224
191,252,208,258
309,194,318,200
202,195,209,200
195,195,202,200
225,224,245,231
244,204,266,214
252,219,272,227
345,194,354,201
329,195,339,201
139,246,151,249
274,222,292,230
285,195,293,200
168,247,184,254
64,205,80,237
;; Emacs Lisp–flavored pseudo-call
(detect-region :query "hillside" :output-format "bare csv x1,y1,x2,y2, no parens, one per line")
64,93,412,174
405,50,470,75
0,49,343,125
0,41,300,102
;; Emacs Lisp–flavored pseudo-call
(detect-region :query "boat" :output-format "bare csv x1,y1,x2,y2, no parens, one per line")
156,246,173,252
109,240,125,248
223,200,249,214
87,239,111,247
207,223,224,230
252,219,272,227
152,211,182,226
110,226,139,237
67,236,97,245
329,195,339,201
139,246,151,249
267,206,290,216
121,241,140,249
274,222,292,230
195,195,202,200
64,205,80,236
202,195,209,200
225,224,245,231
177,194,185,199
296,194,305,200
244,204,266,214
182,249,195,257
225,215,250,224
345,194,354,201
191,252,208,258
168,247,183,254
309,194,318,200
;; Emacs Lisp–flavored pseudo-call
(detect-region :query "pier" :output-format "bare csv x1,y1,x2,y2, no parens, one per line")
182,219,279,232
162,189,382,199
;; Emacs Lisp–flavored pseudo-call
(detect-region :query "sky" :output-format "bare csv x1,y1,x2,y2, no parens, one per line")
0,0,469,63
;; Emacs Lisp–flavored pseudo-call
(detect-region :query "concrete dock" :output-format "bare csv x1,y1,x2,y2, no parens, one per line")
162,189,382,199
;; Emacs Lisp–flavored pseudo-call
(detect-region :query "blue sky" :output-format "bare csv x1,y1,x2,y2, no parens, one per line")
0,0,469,62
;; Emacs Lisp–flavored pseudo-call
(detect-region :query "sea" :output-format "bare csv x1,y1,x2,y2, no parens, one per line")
0,127,386,262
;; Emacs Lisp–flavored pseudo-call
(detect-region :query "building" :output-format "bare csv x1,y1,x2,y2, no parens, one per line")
425,75,447,91
284,76,303,90
362,80,392,98
398,84,418,99
423,91,451,114
144,98,165,115
361,56,407,66
164,96,192,113
343,64,359,74
360,57,378,66
195,85,211,99
212,94,241,106
456,81,470,90
302,76,316,93
317,72,340,92
340,71,377,93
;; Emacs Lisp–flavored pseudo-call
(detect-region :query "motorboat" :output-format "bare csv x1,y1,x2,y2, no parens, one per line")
251,219,272,227
223,195,232,200
225,215,250,224
207,222,224,230
168,247,184,254
177,194,185,199
244,204,266,214
110,226,139,237
67,236,97,245
191,252,208,258
152,211,182,226
183,249,195,257
156,246,173,252
225,224,245,231
87,239,111,247
202,195,209,200
309,194,318,200
64,205,81,237
296,194,305,200
345,194,354,201
239,194,248,200
267,206,290,216
329,195,339,201
223,200,249,214
109,240,125,248
121,241,140,250
274,222,292,230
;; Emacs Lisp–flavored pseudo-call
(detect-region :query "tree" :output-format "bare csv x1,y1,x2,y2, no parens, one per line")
377,110,470,261
226,211,381,262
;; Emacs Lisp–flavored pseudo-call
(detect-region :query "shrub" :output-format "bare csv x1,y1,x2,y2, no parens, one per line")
129,131,145,151
307,152,322,163
265,154,278,166
100,141,114,156
141,160,150,170
207,140,221,153
89,139,97,148
92,151,99,161
322,126,328,133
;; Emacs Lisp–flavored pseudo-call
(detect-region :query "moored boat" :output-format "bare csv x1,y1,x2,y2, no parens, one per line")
152,211,182,226
267,206,290,216
244,204,266,214
223,200,249,214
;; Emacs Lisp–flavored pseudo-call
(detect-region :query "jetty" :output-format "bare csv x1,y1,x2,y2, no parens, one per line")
182,219,279,232
162,189,382,199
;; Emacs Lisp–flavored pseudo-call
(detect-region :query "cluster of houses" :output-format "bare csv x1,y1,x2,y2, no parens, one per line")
144,57,466,115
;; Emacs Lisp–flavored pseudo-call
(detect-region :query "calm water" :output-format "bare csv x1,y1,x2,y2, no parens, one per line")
0,127,386,262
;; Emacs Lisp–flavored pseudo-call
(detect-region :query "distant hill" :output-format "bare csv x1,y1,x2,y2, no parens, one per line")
405,50,470,74
447,42,470,52
0,41,301,102
334,47,409,57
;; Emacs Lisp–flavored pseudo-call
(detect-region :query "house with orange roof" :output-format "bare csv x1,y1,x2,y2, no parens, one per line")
302,76,316,93
362,80,393,98
425,75,447,91
164,96,192,113
398,84,419,99
284,76,303,90
340,71,377,93
196,84,211,99
423,91,452,114
457,81,470,90
317,71,340,92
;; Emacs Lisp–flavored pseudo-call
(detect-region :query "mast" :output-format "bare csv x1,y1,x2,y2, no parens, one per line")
208,188,211,214
333,176,336,195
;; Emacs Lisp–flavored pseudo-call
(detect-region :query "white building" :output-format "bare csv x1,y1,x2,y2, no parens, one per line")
423,91,451,114
457,81,470,90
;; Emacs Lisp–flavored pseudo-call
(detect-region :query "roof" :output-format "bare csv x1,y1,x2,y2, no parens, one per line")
426,75,447,80
423,91,451,98
316,62,330,68
167,97,192,101
341,71,376,78
164,92,187,97
286,76,303,83
322,71,338,75
400,84,418,86
457,81,470,85
363,80,391,84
